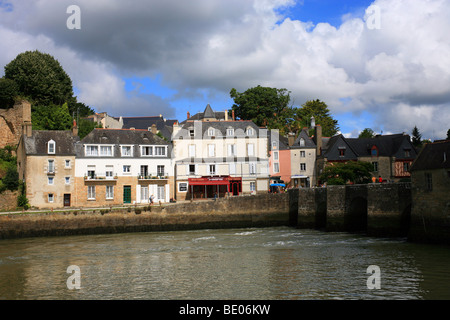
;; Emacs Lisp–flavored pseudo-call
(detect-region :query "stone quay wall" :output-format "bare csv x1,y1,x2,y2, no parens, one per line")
0,193,290,240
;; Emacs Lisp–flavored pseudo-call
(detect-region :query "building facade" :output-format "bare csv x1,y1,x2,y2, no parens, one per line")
172,105,270,200
74,128,173,207
289,128,317,188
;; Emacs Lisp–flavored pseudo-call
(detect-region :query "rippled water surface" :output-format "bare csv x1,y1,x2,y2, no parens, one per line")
1,227,449,300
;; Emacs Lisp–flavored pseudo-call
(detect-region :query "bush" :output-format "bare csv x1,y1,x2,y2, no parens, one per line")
2,166,19,191
135,208,142,215
17,194,29,210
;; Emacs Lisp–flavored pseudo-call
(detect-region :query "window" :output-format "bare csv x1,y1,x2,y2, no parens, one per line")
140,165,148,177
123,165,131,174
300,151,306,158
48,160,55,173
209,164,216,175
189,129,194,137
274,163,280,173
227,128,234,136
300,163,306,171
65,160,71,168
208,128,215,136
272,141,277,149
228,144,236,156
65,177,70,185
274,151,279,161
48,177,54,185
155,146,166,156
141,186,149,201
106,186,114,199
179,183,188,192
100,146,112,156
426,173,433,191
141,146,152,156
247,144,254,157
250,182,256,192
300,139,305,147
88,186,96,200
403,162,410,172
229,163,236,175
106,166,114,178
48,140,55,154
86,145,98,156
189,164,196,175
48,193,54,203
157,165,165,177
189,145,196,157
247,128,254,136
373,162,379,172
371,147,378,157
404,149,411,157
249,163,256,175
339,147,346,156
208,144,215,157
121,146,132,157
87,169,96,179
157,186,165,201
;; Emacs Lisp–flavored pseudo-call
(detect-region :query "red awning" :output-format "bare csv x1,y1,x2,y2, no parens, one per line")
188,177,230,186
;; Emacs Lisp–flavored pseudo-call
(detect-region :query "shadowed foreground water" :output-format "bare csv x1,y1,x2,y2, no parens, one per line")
0,227,449,300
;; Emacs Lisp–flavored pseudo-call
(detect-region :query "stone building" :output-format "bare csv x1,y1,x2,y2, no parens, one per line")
409,140,450,244
316,131,417,184
0,100,32,150
289,128,317,188
16,123,79,209
74,128,173,207
172,104,269,200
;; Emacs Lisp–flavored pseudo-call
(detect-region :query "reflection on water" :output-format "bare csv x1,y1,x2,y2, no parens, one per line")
0,227,449,300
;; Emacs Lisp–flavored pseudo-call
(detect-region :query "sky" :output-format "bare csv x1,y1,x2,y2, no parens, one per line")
0,0,449,140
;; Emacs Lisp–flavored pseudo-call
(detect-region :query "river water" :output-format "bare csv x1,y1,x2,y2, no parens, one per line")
0,226,449,300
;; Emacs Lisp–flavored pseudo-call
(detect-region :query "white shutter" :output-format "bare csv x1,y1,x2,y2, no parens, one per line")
165,184,170,202
189,145,196,157
229,163,236,175
247,144,254,156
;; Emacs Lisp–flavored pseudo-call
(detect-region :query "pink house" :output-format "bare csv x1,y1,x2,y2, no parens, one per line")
269,131,292,189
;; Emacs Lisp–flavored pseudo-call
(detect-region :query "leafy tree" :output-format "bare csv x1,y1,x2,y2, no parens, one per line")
319,161,373,185
4,50,76,106
296,100,339,137
2,166,19,191
358,128,376,138
447,129,450,140
230,86,291,128
77,118,102,140
411,126,422,148
31,103,72,131
0,78,19,108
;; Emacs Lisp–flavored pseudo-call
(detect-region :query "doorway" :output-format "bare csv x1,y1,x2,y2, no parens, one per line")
123,186,131,204
64,194,71,207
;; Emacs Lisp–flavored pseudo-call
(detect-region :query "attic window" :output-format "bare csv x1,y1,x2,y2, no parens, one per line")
300,138,305,147
404,149,411,157
227,128,234,136
208,128,215,137
371,146,378,157
48,140,55,154
246,128,254,136
338,147,346,157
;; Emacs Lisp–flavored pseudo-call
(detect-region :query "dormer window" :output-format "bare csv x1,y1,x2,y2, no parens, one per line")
246,128,254,136
300,138,305,147
371,146,378,157
338,147,346,157
208,128,215,137
227,128,234,136
48,140,55,154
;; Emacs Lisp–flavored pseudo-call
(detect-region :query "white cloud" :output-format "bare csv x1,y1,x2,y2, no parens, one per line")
0,0,449,139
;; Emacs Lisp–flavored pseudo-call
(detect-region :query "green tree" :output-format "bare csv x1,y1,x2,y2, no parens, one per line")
230,86,291,128
297,100,339,137
77,118,102,140
0,78,20,108
411,126,422,148
446,129,450,140
319,161,373,185
2,166,19,191
4,50,75,106
31,103,72,131
358,128,376,138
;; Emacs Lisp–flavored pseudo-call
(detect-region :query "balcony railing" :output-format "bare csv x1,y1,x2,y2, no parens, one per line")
84,173,118,181
138,174,168,180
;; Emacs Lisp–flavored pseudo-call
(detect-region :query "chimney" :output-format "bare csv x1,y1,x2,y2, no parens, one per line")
287,133,295,147
151,123,157,134
314,125,322,156
224,110,228,121
187,111,190,119
72,119,78,137
232,110,235,121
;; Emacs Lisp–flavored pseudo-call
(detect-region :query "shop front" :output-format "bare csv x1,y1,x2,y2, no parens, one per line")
188,176,242,200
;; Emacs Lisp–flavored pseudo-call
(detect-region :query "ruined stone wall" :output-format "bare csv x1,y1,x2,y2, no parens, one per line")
0,101,31,150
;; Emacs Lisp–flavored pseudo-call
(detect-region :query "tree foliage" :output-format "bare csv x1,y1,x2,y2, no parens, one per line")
319,161,374,185
411,126,422,148
31,103,73,131
230,86,291,128
4,50,75,106
0,77,19,108
358,128,376,138
230,86,339,137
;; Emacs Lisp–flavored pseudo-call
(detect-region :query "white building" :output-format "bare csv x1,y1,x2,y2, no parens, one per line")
172,105,270,200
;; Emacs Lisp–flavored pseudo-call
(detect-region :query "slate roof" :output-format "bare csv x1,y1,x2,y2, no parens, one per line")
121,116,177,141
410,140,450,171
268,130,290,151
78,128,171,158
23,131,79,156
322,134,417,161
290,129,316,149
180,104,227,123
174,120,265,139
